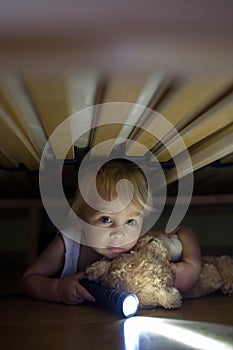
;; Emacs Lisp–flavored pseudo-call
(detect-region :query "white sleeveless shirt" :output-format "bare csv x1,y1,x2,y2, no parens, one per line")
60,233,81,278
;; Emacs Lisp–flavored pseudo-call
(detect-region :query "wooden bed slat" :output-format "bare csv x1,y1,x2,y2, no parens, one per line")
67,71,100,149
157,76,232,129
0,148,18,168
116,74,170,144
166,123,233,184
0,105,40,170
222,153,233,163
155,93,233,162
0,74,47,156
91,74,151,156
126,76,233,156
0,71,232,198
24,75,74,159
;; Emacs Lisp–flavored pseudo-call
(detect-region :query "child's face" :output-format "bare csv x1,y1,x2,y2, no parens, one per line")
80,199,144,259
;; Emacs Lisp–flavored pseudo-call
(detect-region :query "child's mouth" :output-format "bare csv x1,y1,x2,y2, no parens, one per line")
107,247,124,253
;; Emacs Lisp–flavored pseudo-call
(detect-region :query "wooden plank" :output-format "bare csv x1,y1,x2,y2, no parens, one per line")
0,147,18,168
126,76,233,156
115,73,170,144
90,73,150,156
157,76,233,128
166,123,233,184
0,105,40,170
66,71,100,149
155,93,233,162
0,74,47,156
222,153,233,163
24,75,74,159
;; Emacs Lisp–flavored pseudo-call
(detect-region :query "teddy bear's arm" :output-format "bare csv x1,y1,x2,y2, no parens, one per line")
138,286,182,309
217,255,233,296
183,262,222,299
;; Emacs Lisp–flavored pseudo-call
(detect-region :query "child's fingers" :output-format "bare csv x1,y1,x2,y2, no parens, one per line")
168,262,178,274
76,283,96,302
72,272,95,302
73,271,86,280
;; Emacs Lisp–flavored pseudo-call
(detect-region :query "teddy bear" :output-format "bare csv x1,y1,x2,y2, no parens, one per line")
85,234,233,309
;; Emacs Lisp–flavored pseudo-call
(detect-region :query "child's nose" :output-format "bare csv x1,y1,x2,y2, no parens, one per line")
109,228,125,238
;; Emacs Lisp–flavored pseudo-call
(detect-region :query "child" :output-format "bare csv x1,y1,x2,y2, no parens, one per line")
22,159,201,305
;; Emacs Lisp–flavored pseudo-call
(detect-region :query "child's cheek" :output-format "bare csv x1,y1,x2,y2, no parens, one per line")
82,225,109,248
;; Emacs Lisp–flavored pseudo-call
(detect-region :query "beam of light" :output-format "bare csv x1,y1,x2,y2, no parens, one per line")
123,317,233,350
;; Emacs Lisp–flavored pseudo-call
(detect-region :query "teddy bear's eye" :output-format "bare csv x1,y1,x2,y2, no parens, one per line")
99,216,112,224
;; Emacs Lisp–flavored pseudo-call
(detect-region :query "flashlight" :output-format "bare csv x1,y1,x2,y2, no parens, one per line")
80,279,139,318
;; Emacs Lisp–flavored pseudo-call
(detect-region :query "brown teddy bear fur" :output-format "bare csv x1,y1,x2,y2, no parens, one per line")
86,235,233,309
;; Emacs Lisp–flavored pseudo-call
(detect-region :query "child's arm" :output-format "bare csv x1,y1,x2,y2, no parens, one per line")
147,226,201,293
167,226,201,293
22,235,95,305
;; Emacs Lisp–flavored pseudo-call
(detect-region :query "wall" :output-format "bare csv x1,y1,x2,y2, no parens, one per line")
0,205,233,255
156,204,233,254
0,211,28,252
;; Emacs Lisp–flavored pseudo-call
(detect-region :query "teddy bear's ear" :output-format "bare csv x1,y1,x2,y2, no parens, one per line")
86,260,111,282
133,235,156,251
147,235,159,245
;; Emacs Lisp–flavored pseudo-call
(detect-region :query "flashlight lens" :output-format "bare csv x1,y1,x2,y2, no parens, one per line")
122,294,139,317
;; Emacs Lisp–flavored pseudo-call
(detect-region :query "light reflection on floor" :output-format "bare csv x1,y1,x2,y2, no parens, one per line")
123,317,233,350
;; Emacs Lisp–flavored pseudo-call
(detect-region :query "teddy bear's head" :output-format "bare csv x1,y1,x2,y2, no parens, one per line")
132,235,168,259
86,235,182,309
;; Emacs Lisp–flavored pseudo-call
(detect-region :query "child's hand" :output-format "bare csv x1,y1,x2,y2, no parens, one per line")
168,261,200,293
56,272,96,305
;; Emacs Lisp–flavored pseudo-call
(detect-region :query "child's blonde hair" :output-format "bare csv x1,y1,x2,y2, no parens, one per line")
72,158,152,215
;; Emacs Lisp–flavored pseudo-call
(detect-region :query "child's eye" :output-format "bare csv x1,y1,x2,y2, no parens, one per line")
126,219,137,226
99,216,112,224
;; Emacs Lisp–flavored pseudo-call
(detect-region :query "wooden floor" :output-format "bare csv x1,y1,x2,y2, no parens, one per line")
0,294,232,350
0,256,232,349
